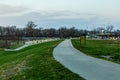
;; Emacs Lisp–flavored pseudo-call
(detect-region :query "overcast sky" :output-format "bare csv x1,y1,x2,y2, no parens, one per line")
0,0,120,29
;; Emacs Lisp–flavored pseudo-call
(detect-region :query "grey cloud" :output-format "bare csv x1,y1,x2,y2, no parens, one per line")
0,4,29,16
0,10,104,25
19,10,97,20
0,10,119,29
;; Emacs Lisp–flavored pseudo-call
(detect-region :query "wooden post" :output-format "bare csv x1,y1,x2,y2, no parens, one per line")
80,36,86,45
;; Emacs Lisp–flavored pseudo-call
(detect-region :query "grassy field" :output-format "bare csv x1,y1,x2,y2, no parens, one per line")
0,40,84,80
72,39,120,63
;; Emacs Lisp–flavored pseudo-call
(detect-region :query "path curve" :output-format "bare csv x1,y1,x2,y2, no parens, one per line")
53,39,120,80
5,39,58,51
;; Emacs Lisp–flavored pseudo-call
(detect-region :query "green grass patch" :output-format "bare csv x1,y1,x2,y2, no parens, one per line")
8,41,24,49
72,39,120,63
0,40,84,80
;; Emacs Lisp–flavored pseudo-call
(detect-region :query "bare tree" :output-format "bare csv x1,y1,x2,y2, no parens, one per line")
106,25,114,32
25,21,37,37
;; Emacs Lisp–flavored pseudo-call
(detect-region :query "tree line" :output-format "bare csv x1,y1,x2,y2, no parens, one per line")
0,21,120,47
0,21,120,39
0,21,87,40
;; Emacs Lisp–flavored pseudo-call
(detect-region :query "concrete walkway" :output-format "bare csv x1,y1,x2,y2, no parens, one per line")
5,39,58,51
53,39,120,80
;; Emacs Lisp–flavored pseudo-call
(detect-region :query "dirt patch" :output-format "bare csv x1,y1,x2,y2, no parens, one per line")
0,60,26,80
109,43,120,46
101,55,112,59
0,54,34,80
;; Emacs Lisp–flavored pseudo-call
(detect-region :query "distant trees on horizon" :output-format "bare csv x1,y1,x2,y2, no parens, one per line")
0,21,119,40
0,21,120,47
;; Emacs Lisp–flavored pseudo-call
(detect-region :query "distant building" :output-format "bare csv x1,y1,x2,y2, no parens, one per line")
97,33,115,40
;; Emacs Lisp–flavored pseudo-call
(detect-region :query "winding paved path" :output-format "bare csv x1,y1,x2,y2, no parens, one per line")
53,39,120,80
5,39,58,51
